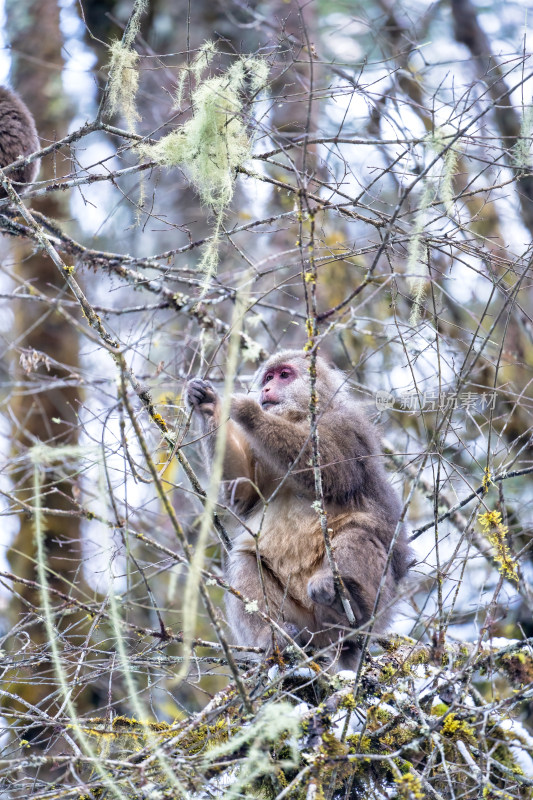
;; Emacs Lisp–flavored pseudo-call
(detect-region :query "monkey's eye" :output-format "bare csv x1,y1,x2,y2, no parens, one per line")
264,373,274,383
280,370,291,379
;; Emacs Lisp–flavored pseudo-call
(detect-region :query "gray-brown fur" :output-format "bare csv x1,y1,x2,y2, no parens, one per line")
186,351,410,670
0,86,39,195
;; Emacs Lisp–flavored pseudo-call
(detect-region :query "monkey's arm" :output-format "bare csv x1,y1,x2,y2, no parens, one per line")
231,396,365,503
186,379,259,509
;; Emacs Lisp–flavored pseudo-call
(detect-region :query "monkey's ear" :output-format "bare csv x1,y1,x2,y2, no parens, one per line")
318,357,340,375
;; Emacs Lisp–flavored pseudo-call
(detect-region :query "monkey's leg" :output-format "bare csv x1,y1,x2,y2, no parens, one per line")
307,526,398,672
225,550,311,654
307,524,396,631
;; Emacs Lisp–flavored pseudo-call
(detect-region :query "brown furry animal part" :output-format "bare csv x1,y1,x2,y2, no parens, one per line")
187,350,410,670
0,86,39,196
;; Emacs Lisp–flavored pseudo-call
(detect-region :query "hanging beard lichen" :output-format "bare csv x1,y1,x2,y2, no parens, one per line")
141,48,269,285
105,0,146,132
106,42,140,132
406,127,460,325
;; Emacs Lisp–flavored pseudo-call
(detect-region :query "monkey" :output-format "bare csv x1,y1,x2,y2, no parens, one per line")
186,350,410,670
0,86,40,195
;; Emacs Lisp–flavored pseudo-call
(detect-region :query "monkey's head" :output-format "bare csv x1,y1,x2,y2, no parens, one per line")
255,350,347,416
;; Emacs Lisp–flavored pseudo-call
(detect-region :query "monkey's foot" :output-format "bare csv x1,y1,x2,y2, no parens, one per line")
307,572,336,606
283,622,301,641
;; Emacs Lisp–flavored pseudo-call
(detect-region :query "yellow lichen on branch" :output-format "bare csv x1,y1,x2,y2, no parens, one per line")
394,772,425,800
478,510,518,584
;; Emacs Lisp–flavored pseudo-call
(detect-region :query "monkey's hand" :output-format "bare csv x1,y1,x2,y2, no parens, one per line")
307,571,336,607
230,395,261,428
186,379,219,418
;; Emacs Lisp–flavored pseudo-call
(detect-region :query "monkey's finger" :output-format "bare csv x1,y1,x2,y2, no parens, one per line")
187,386,207,402
188,378,214,391
187,383,215,405
186,392,203,408
189,379,216,398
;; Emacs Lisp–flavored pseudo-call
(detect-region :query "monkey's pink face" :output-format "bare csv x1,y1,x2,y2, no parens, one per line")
260,364,299,411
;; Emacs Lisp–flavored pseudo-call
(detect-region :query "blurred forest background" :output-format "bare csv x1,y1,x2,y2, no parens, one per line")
0,0,532,797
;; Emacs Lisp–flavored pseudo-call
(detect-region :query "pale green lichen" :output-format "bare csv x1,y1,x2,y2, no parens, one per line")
141,46,268,286
241,334,263,363
513,102,533,168
146,59,259,210
431,125,460,216
105,0,147,131
405,176,433,326
407,127,460,325
203,702,300,798
440,143,459,216
106,43,140,131
175,41,217,110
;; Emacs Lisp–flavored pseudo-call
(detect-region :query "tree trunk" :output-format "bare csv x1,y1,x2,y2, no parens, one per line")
5,0,88,725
